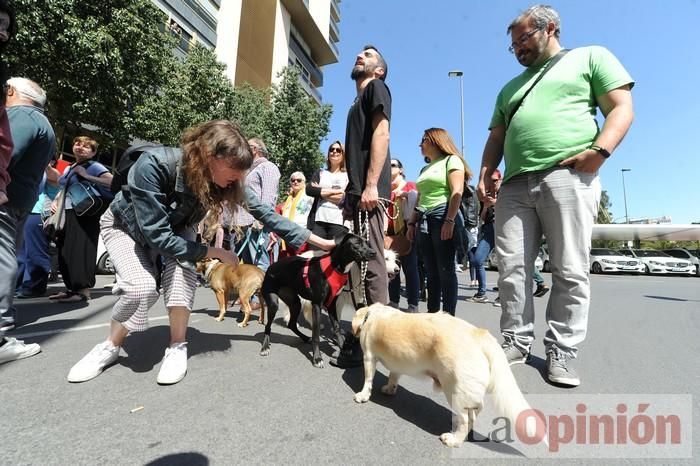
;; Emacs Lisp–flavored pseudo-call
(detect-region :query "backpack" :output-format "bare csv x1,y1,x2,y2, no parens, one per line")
460,184,479,229
110,144,160,194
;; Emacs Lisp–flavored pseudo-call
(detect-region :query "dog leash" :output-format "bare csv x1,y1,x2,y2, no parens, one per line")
354,197,394,306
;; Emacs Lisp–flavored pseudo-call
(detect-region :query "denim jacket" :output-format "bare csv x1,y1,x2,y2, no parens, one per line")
110,147,310,264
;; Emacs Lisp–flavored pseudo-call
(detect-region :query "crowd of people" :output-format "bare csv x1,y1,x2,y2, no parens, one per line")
0,4,635,390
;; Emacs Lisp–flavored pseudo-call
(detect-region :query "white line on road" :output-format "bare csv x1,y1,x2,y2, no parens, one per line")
13,316,201,339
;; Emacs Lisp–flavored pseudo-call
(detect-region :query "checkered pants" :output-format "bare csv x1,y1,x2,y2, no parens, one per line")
100,209,198,332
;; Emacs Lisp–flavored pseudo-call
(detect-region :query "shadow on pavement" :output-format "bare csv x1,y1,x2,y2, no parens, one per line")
145,452,209,466
644,295,699,302
339,370,526,454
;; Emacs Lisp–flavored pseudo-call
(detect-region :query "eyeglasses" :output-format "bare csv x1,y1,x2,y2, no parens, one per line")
329,147,342,153
290,178,303,183
508,27,542,53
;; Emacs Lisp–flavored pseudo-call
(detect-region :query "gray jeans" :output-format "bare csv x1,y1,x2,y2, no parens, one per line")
495,166,600,358
0,205,29,338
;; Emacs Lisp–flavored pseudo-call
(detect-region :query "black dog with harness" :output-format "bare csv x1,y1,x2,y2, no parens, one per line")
260,233,376,367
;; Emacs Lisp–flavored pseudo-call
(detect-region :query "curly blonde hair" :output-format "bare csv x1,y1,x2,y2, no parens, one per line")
180,120,253,217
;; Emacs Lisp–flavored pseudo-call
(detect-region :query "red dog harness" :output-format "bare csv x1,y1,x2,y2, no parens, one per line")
302,254,349,308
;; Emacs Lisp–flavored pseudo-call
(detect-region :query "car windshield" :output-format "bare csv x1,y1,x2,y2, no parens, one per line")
634,250,671,258
691,250,700,259
591,249,621,256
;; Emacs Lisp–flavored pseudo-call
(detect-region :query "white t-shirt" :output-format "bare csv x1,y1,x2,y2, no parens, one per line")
315,169,348,225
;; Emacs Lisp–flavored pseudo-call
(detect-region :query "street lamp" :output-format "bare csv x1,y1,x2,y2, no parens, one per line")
447,70,464,156
621,168,631,224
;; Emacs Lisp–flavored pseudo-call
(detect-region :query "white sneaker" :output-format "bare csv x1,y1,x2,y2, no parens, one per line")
157,342,188,385
0,337,41,364
67,341,119,382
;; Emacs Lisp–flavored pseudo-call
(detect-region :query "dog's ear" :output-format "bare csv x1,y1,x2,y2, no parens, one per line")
351,307,369,336
333,232,350,246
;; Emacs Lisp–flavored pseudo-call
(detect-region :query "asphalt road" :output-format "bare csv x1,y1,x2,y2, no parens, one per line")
2,271,698,465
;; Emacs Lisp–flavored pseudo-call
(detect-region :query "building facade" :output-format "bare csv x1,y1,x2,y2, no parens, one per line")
154,0,340,102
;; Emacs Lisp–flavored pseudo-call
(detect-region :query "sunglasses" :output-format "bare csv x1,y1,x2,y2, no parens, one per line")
491,178,502,183
329,147,342,153
290,178,303,183
390,162,400,168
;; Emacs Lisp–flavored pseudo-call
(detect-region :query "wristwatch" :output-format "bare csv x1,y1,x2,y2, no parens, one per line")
589,145,611,159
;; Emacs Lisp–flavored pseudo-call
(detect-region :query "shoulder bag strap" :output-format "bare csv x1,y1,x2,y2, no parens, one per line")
506,49,569,129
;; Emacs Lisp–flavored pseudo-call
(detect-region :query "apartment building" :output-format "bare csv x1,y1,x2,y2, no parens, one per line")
153,0,341,102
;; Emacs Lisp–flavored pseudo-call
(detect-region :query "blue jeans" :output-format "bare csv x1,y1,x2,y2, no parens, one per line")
234,227,271,272
388,240,419,307
467,222,495,295
496,167,600,358
417,203,464,315
16,213,51,295
0,205,29,337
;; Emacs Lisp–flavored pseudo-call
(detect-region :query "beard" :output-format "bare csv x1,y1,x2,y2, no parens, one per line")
350,64,365,81
516,35,549,67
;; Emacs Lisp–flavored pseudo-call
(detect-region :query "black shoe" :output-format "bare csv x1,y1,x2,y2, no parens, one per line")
329,339,363,368
534,284,550,297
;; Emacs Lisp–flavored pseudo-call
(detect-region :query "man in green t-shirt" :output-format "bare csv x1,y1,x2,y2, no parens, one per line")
477,5,634,387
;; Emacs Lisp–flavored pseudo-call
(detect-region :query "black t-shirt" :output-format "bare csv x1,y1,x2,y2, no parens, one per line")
344,79,392,199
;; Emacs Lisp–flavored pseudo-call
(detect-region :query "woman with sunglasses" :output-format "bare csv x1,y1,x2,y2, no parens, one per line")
277,171,314,258
407,128,472,315
306,141,349,241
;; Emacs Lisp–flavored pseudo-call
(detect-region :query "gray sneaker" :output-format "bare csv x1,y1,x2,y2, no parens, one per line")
546,347,580,387
469,294,489,303
502,341,530,365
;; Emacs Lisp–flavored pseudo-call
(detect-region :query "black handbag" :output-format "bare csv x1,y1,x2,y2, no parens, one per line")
67,180,103,216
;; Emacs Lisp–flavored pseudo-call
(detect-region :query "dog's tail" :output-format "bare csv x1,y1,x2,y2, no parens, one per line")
483,333,547,445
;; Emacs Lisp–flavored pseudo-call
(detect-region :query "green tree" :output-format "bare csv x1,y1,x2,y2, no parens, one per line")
592,190,620,248
7,0,175,145
133,44,235,145
263,67,332,190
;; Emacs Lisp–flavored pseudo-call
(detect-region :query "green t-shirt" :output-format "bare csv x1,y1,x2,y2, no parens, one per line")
416,155,464,210
489,46,634,182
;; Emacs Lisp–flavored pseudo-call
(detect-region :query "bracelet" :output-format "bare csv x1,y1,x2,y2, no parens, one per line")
443,217,455,224
589,144,611,159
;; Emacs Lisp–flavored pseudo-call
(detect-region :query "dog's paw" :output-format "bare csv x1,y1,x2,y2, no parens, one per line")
312,359,324,369
237,322,248,328
215,317,224,322
439,433,462,448
353,391,370,403
380,383,398,396
259,348,270,357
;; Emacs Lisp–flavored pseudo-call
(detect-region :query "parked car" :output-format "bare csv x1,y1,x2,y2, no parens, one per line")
617,249,695,275
589,248,645,274
662,248,700,276
96,236,115,274
486,250,542,271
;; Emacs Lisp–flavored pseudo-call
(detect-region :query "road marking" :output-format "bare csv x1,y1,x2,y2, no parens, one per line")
13,316,201,339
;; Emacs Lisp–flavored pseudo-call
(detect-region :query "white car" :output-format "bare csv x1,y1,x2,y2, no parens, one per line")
617,249,695,276
486,250,542,271
589,248,645,274
96,236,115,274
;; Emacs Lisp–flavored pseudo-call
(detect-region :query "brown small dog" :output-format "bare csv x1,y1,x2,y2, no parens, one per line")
196,259,265,327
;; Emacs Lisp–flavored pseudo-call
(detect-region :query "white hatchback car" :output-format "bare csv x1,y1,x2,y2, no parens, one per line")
486,250,543,271
617,249,695,275
589,248,645,274
96,236,115,274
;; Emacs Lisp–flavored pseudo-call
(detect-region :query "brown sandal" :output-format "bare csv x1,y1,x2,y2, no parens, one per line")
49,291,71,300
57,292,89,303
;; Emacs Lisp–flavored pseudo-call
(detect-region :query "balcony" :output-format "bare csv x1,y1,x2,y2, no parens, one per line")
330,0,340,22
329,17,340,43
280,0,339,64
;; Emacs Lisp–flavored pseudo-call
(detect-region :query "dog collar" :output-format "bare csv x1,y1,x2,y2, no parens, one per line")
355,309,371,335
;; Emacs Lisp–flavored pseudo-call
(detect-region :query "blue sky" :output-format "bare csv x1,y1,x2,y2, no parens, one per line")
319,0,700,224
